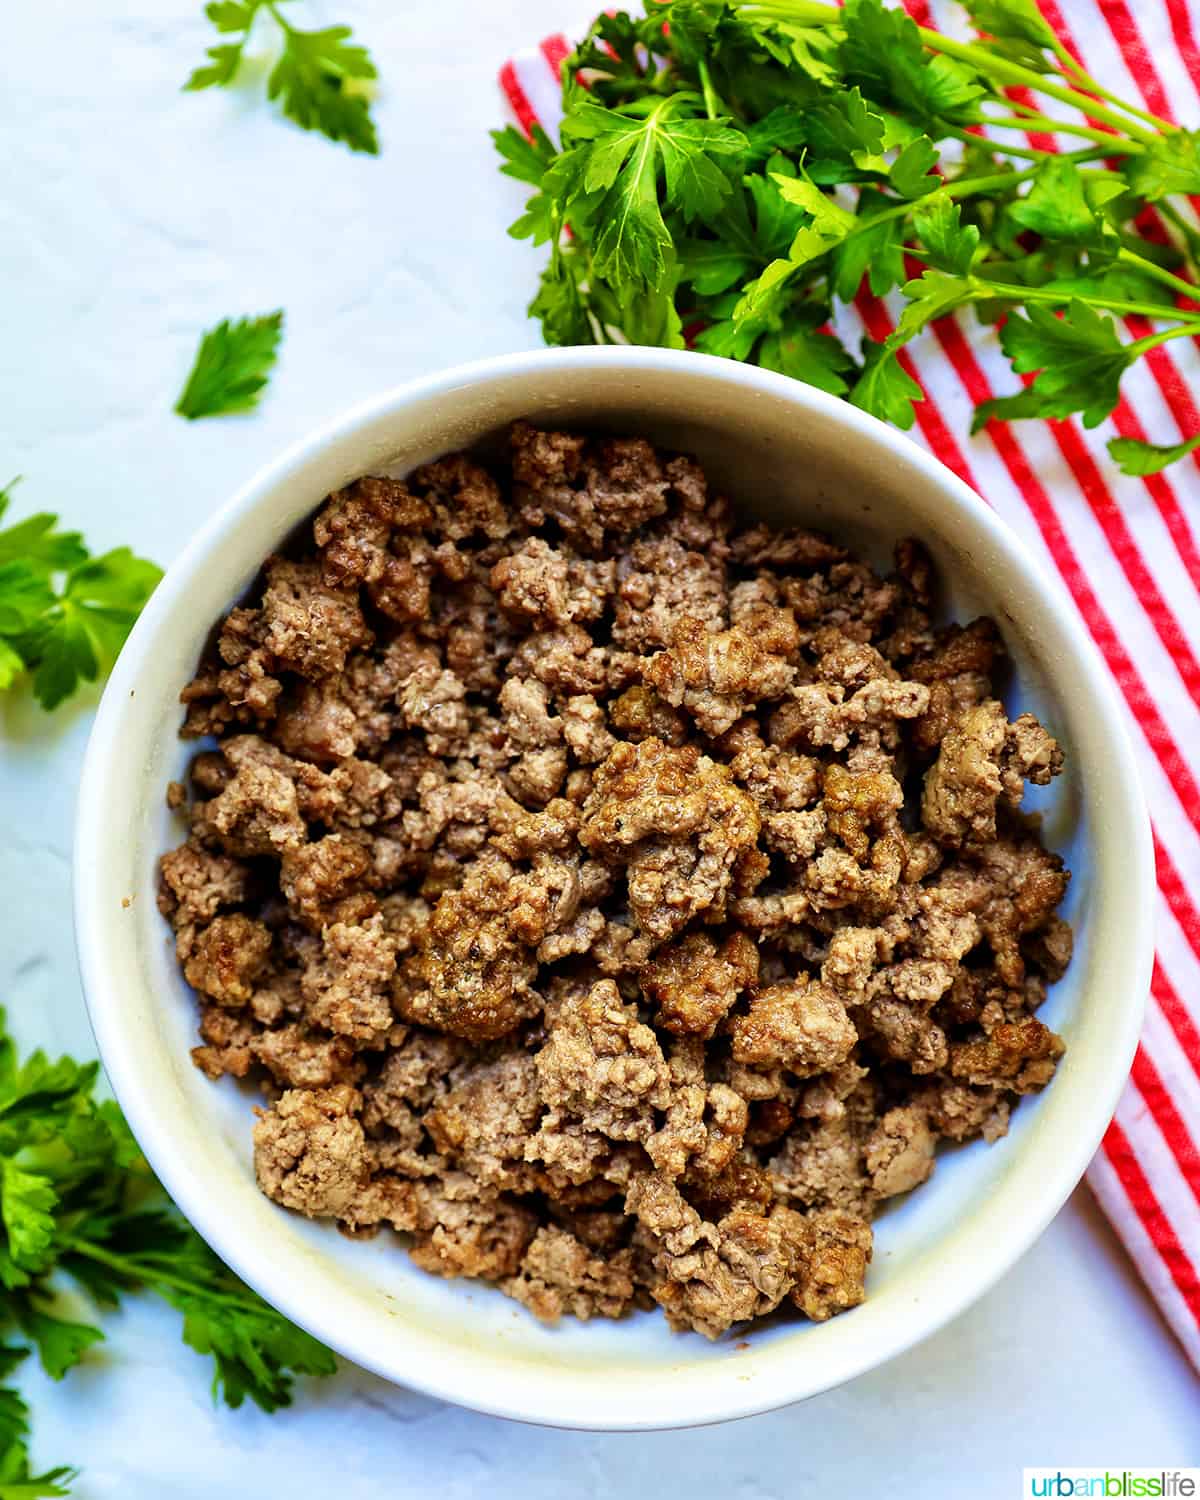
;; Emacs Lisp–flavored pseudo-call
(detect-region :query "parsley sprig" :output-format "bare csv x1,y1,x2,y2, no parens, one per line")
0,1010,335,1497
186,1,379,155
0,483,161,712
496,0,1200,473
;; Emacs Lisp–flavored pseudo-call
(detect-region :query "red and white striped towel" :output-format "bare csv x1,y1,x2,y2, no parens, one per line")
501,0,1200,1374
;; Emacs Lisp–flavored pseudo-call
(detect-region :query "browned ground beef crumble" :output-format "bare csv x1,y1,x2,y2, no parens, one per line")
159,422,1071,1339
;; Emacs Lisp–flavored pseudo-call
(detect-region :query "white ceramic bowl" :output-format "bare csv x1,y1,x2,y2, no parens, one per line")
74,347,1153,1430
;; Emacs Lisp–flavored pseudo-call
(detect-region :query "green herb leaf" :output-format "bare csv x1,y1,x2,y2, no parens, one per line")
1,1168,56,1274
27,549,162,711
561,96,745,287
1124,129,1200,202
850,340,924,427
492,123,557,187
974,298,1130,429
841,0,985,126
962,0,1057,50
831,189,905,300
267,24,378,155
889,136,940,199
15,1312,102,1384
176,312,284,421
1108,431,1200,475
0,489,87,576
890,268,975,343
913,191,981,275
0,1010,336,1494
1008,157,1100,242
759,312,856,395
498,0,1200,480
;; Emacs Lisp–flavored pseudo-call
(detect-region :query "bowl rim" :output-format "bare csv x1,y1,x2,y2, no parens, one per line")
73,345,1154,1429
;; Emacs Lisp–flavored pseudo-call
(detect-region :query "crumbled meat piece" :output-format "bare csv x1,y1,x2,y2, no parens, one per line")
950,1015,1065,1094
166,421,1072,1339
864,1106,937,1198
407,1174,538,1279
580,738,761,941
409,453,512,541
923,701,1064,848
254,1085,374,1221
512,422,669,552
251,1024,364,1090
183,914,272,1006
789,1209,872,1322
424,1052,543,1192
916,1079,1011,1143
535,980,671,1145
198,757,308,858
400,852,540,1043
158,843,250,928
301,915,396,1043
491,537,613,627
612,537,728,653
769,1117,871,1214
644,618,795,738
502,1227,638,1322
191,1004,258,1080
730,979,858,1076
560,695,616,765
608,685,689,746
259,557,372,678
641,931,758,1038
280,834,373,929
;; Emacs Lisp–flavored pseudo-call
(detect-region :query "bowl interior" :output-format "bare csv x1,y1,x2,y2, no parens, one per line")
76,351,1149,1428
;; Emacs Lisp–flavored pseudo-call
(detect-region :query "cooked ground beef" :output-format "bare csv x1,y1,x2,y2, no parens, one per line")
159,421,1071,1340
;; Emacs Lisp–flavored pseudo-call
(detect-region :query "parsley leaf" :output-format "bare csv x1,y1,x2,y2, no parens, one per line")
0,488,86,576
974,299,1130,429
832,188,906,300
0,487,161,713
27,550,162,711
175,312,284,420
850,341,925,428
962,0,1058,50
759,310,856,396
890,269,976,345
560,96,745,287
1123,129,1200,202
186,1,379,154
1108,432,1200,475
841,0,985,127
912,192,981,276
1008,157,1103,243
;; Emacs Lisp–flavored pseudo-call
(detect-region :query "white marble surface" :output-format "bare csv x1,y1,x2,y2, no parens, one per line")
1,0,1196,1491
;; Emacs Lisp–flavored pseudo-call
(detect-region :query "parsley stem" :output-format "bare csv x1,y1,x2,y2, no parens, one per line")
697,59,720,121
1159,200,1200,262
972,279,1200,322
980,112,1144,154
1126,322,1200,355
917,32,1161,143
1053,50,1174,135
1116,248,1200,306
264,0,294,36
60,1236,272,1318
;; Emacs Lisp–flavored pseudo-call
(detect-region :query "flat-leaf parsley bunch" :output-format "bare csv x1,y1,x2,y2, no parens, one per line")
0,1009,335,1498
495,0,1200,474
